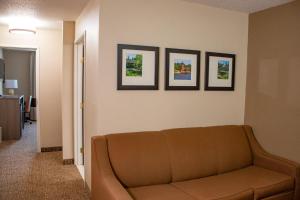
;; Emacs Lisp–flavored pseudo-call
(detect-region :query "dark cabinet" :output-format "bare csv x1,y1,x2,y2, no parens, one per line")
0,95,24,140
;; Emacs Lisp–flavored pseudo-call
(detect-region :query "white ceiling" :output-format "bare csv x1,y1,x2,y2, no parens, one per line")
183,0,295,13
0,0,295,29
0,0,89,29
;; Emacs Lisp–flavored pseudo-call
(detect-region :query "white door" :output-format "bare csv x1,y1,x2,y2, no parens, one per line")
75,42,85,168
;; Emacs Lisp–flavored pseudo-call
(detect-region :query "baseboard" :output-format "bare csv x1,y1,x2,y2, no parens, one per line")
41,146,62,152
63,159,74,165
85,180,91,198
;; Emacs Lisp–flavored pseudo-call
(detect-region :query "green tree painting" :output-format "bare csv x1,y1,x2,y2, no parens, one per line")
126,53,143,77
217,60,229,80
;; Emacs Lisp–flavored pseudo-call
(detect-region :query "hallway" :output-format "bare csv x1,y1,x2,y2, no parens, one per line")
0,123,90,200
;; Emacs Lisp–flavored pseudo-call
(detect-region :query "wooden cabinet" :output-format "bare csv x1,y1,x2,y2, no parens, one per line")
0,95,24,140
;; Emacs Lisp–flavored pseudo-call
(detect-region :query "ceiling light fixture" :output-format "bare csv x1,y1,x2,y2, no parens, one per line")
9,26,37,34
8,17,37,35
9,27,37,34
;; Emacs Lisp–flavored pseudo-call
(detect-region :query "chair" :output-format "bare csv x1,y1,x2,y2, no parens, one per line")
24,96,32,124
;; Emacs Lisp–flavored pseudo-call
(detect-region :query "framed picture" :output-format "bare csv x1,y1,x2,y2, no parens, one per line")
165,48,200,90
205,52,236,91
117,44,159,90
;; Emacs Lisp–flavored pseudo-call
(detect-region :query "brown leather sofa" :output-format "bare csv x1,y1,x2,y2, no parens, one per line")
91,125,300,200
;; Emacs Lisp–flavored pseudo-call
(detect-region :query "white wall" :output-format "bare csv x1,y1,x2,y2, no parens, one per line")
0,25,63,149
75,0,100,186
76,0,249,188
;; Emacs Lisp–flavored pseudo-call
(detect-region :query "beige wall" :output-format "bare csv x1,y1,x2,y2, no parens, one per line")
62,22,75,159
245,1,300,163
3,50,31,96
76,0,249,188
0,25,63,149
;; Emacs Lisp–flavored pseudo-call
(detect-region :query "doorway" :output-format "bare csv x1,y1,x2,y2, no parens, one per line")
0,45,40,152
74,33,86,179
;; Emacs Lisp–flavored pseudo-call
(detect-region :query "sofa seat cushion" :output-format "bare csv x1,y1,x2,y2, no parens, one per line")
127,184,196,200
163,126,252,182
261,191,294,200
172,166,294,200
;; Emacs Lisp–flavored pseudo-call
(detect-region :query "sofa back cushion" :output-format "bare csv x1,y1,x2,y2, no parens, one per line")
106,131,171,187
163,125,252,182
163,127,218,182
213,126,253,173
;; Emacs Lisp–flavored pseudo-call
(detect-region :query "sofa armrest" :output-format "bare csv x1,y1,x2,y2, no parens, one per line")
243,126,300,200
92,136,133,200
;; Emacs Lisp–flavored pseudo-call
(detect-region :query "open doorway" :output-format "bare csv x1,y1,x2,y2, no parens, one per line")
74,33,86,179
0,45,40,152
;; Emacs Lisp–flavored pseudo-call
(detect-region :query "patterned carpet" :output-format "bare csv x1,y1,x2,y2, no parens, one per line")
0,123,90,200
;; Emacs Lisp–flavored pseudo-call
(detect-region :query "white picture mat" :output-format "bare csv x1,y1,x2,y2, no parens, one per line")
169,53,197,86
208,56,233,87
122,49,155,86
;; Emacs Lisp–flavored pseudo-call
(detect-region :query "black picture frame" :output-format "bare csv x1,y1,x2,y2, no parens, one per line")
165,48,201,90
117,44,159,90
205,52,236,91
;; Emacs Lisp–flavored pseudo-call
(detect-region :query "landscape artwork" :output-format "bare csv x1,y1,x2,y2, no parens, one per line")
217,60,229,80
205,52,235,91
118,44,159,90
126,53,143,77
174,59,192,80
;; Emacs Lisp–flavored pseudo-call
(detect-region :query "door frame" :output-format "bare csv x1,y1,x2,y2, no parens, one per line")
0,44,41,152
73,32,86,175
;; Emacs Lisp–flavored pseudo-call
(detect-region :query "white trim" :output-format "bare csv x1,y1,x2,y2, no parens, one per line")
76,164,85,180
0,44,41,152
73,45,77,163
35,48,41,152
75,31,86,45
73,31,86,176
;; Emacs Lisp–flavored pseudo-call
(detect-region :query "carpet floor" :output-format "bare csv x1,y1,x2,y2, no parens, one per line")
0,123,90,200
